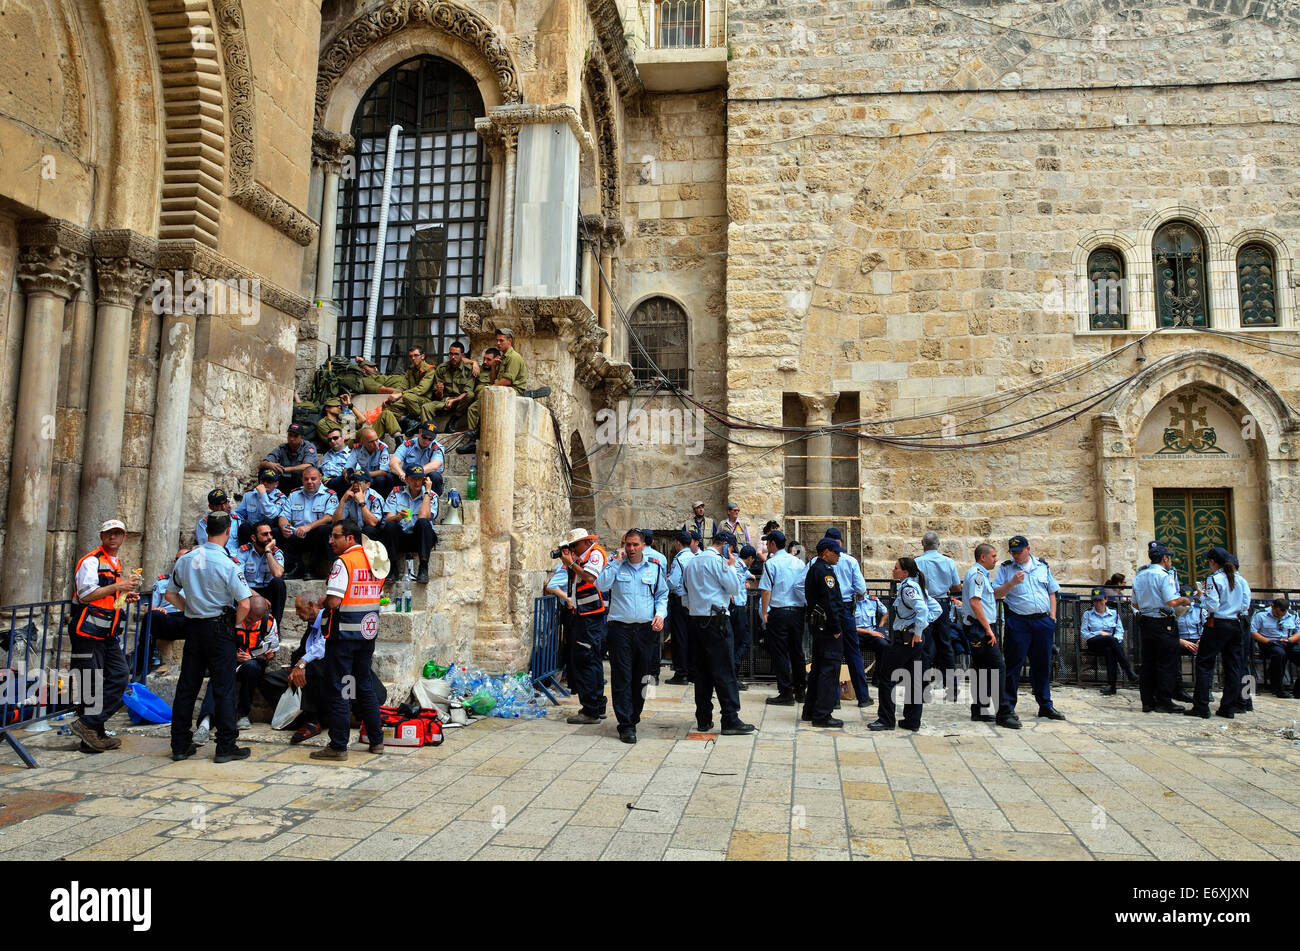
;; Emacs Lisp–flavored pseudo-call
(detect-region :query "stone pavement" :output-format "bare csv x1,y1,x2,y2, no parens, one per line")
4,680,1300,861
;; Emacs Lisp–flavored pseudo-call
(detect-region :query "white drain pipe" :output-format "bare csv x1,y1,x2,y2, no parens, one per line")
362,123,403,364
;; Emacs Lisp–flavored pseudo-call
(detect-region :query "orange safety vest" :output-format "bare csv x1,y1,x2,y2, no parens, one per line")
235,616,272,653
324,544,382,641
72,547,122,640
573,542,609,616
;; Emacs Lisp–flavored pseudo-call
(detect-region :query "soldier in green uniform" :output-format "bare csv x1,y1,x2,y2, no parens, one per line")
371,346,438,440
457,330,529,452
315,396,356,446
434,341,479,428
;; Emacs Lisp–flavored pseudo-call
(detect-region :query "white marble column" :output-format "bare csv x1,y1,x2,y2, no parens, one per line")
78,230,155,551
800,392,837,520
5,220,89,602
473,386,518,672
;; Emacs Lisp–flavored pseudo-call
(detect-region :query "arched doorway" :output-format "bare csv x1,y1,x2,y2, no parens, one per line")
569,431,596,527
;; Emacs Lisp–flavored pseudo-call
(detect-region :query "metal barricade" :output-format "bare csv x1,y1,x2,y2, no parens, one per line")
529,595,569,703
1,597,152,768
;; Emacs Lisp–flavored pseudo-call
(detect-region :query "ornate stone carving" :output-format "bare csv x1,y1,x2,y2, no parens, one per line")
91,230,158,308
315,0,523,130
474,117,518,156
215,0,320,247
584,0,641,100
17,219,90,301
583,47,622,217
479,104,595,157
312,128,356,169
155,239,313,320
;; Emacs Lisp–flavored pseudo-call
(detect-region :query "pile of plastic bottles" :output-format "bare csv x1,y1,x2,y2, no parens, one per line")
435,663,547,720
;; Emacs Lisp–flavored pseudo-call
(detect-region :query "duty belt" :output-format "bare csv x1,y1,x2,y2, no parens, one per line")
1009,610,1048,620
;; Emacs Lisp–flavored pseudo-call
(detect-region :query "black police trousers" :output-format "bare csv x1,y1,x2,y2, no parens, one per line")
608,620,658,730
323,637,383,751
876,634,925,729
380,518,437,565
569,611,608,718
965,624,1007,720
922,611,957,698
802,622,844,721
1193,617,1245,714
171,614,239,755
765,606,806,698
69,630,129,733
1138,615,1180,708
1257,639,1300,695
688,612,742,728
1085,633,1136,689
729,603,750,675
668,593,690,677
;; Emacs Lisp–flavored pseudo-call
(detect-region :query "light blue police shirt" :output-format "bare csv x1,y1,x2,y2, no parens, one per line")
234,487,287,526
286,486,339,528
393,437,444,473
992,555,1059,616
195,512,243,557
170,543,252,619
319,448,352,479
961,563,996,629
830,550,868,604
915,550,961,602
644,546,668,570
236,543,284,587
1177,600,1203,641
351,442,390,474
667,548,696,598
681,548,741,617
892,576,926,633
759,550,805,609
384,486,438,531
546,563,569,597
854,596,886,631
1132,563,1178,618
340,487,385,525
1081,607,1123,643
731,561,750,607
1251,609,1296,641
595,556,668,624
1203,569,1252,619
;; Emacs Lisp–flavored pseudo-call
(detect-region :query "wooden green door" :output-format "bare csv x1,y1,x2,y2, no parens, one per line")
1152,488,1233,585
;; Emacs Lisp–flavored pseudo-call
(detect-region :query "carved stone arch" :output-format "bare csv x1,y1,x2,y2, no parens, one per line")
314,0,522,132
583,46,621,218
213,0,318,246
1223,228,1296,329
1071,229,1143,333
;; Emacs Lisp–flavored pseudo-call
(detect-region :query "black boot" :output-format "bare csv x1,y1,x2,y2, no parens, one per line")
415,560,429,584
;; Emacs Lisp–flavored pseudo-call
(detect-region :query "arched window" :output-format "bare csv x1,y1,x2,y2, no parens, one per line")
628,296,688,389
1153,220,1209,327
1237,243,1278,327
333,56,490,367
1087,246,1127,330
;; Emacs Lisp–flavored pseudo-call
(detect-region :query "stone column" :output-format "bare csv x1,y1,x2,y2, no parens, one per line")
141,277,200,582
311,129,354,311
473,385,518,672
800,392,837,519
601,217,625,359
78,231,156,551
5,219,89,603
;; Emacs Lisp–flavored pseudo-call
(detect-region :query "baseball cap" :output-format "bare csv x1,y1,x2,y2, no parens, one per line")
207,488,228,506
642,529,655,545
406,464,426,479
726,501,739,510
1180,585,1196,597
418,421,438,437
287,422,305,436
762,530,787,546
99,519,126,534
324,397,342,408
687,530,702,543
714,530,737,547
824,527,843,540
496,327,515,339
259,467,280,482
739,545,756,559
1090,588,1107,602
692,500,705,508
1008,535,1029,552
816,538,845,554
676,531,692,544
1205,545,1232,565
348,468,372,484
1147,540,1171,560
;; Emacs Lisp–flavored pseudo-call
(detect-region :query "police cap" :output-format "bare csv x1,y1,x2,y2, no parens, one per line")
207,488,229,506
816,538,845,554
1008,535,1029,552
258,467,280,482
762,530,787,546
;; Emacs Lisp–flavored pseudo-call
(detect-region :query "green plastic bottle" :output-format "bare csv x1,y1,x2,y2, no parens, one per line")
466,464,477,501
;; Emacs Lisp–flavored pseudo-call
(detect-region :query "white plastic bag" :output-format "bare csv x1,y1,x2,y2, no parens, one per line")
413,676,451,707
271,686,302,730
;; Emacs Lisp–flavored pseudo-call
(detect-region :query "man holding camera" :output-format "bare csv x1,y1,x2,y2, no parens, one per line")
561,529,609,725
596,529,668,744
681,530,754,735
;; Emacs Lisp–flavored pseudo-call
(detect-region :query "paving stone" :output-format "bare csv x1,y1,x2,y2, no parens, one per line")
602,830,672,860
663,847,727,860
538,825,616,860
727,830,788,860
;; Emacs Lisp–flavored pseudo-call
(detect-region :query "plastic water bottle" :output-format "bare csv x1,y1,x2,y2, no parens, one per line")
466,465,477,501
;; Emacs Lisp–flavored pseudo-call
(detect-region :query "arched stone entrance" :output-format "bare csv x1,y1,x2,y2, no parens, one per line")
569,430,596,528
1093,349,1300,587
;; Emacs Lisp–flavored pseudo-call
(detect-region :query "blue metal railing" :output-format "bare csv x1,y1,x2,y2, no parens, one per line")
1,597,156,768
529,595,569,703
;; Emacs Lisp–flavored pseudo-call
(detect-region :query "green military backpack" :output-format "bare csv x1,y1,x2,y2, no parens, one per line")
310,355,366,404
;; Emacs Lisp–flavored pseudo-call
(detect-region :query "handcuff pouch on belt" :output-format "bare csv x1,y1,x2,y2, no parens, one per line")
809,605,829,632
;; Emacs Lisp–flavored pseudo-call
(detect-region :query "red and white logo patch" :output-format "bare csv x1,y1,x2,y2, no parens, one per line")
361,611,379,640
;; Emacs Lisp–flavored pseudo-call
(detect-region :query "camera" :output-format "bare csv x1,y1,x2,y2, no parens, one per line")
550,548,566,559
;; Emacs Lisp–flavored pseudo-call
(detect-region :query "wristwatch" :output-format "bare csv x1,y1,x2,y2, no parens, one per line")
295,661,306,670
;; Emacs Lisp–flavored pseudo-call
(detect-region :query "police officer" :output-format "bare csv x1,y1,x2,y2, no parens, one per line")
335,469,385,540
68,519,140,753
381,464,438,584
196,488,243,556
165,513,253,763
1250,597,1299,698
915,531,963,701
1132,541,1189,714
962,543,1018,727
278,466,339,579
561,529,610,724
1174,584,1202,702
352,427,394,496
870,556,928,731
1081,588,1137,696
759,529,806,705
642,529,668,570
681,531,754,735
665,531,697,685
822,528,871,708
730,545,756,688
236,520,286,625
853,594,887,706
802,537,851,728
1188,546,1251,718
390,421,445,496
310,519,385,760
234,468,289,546
596,529,669,744
261,422,318,495
992,535,1065,720
319,426,353,493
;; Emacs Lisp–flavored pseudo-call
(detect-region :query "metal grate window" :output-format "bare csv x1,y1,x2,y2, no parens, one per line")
333,56,490,371
656,0,703,48
1237,243,1278,327
1153,221,1209,328
1087,247,1127,330
629,296,689,390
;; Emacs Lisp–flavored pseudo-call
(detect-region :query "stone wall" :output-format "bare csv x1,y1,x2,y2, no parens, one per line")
724,0,1300,585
